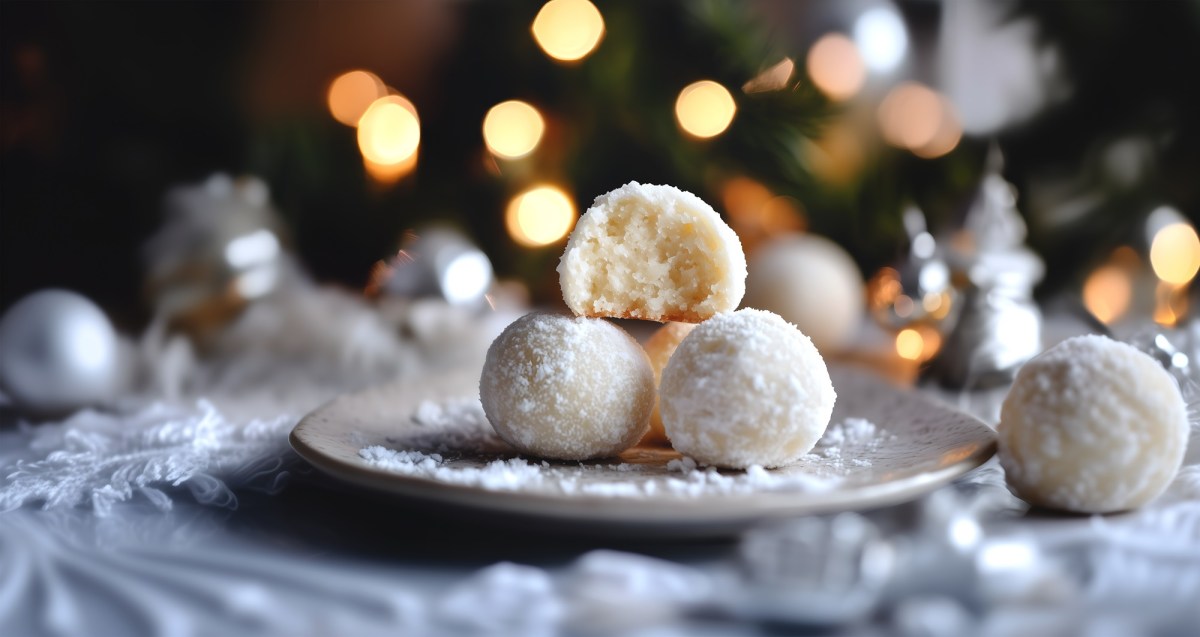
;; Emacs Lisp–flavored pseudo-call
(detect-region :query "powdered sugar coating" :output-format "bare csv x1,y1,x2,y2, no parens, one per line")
998,334,1188,513
480,313,655,461
641,321,697,445
557,182,747,323
660,308,837,469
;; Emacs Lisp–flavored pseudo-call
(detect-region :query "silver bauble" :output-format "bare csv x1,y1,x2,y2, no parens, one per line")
373,227,494,309
0,289,120,415
143,174,295,340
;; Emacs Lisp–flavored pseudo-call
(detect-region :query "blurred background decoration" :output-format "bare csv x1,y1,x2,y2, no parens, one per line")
3,0,1199,340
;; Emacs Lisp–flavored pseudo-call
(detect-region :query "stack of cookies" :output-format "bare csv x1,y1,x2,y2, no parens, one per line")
480,182,836,469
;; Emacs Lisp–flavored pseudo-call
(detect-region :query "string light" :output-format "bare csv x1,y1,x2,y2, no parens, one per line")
363,154,418,184
854,6,908,73
357,95,420,166
806,34,865,101
1149,222,1200,285
876,83,962,158
675,80,737,139
327,70,386,126
911,100,963,159
878,83,942,151
743,58,794,94
531,0,605,63
506,185,577,247
895,325,941,362
483,100,546,159
1082,265,1132,325
895,328,924,360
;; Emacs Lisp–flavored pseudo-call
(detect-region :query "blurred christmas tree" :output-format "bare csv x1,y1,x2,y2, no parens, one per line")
1003,0,1200,293
4,0,1198,316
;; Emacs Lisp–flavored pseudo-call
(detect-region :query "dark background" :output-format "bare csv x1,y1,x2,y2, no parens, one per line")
3,1,1199,328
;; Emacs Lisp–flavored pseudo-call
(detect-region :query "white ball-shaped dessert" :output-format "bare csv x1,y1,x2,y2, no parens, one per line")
558,182,747,323
660,309,837,468
742,234,864,352
998,334,1189,513
480,313,655,461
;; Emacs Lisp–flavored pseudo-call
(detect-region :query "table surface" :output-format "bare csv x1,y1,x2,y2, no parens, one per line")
2,317,1198,637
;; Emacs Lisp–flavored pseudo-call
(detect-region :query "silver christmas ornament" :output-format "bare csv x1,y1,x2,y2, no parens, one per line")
143,173,297,339
371,227,494,309
871,205,957,333
932,146,1044,388
732,512,896,626
0,289,120,415
727,489,1053,629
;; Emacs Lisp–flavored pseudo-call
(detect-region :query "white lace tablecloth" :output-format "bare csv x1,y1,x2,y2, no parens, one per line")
2,340,1199,637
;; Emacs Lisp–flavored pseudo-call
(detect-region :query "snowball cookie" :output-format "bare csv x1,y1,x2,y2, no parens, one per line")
640,321,697,446
660,309,837,468
742,234,863,352
480,312,656,461
558,182,747,323
998,334,1189,513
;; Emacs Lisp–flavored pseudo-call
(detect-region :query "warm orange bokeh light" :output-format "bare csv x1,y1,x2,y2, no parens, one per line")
722,177,773,221
505,185,577,247
896,328,924,360
675,80,737,139
912,101,963,159
327,70,386,127
1150,222,1200,285
806,34,866,101
531,0,605,62
483,100,546,159
357,95,420,165
896,325,942,362
1082,265,1133,325
363,154,417,185
878,82,942,150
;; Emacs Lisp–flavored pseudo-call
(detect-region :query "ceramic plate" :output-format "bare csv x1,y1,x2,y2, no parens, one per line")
291,365,995,536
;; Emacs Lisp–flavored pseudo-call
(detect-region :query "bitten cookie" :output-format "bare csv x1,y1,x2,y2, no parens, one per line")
998,334,1188,513
479,312,656,461
659,309,836,468
557,182,747,323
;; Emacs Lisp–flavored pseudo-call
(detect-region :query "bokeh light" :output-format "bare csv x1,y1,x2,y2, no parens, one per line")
1149,222,1200,285
802,118,865,184
442,252,494,306
806,34,865,101
854,6,908,73
878,83,944,151
895,327,924,360
531,0,605,63
327,70,386,127
505,185,577,247
675,80,737,139
743,58,794,94
357,95,420,165
483,100,546,159
363,154,418,184
895,325,941,362
721,178,806,252
1082,265,1132,325
911,100,963,159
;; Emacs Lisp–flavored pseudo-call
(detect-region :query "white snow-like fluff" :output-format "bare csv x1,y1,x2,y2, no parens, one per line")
557,182,746,323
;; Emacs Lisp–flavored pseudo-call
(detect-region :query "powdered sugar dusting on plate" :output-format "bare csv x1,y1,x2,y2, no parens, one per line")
357,398,889,500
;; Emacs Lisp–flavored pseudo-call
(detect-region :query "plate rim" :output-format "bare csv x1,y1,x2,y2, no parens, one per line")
289,365,997,530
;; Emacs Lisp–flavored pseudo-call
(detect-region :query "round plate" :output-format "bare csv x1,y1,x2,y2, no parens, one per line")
290,365,995,536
